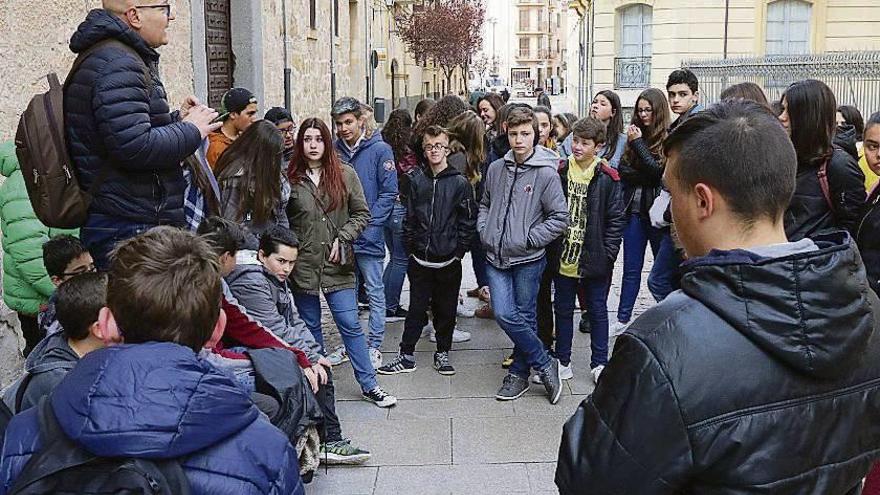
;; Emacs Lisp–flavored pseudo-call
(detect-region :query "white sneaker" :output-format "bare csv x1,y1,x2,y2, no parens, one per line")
369,348,383,369
610,320,630,337
532,362,573,383
429,328,472,343
327,346,349,366
457,299,475,318
591,365,605,384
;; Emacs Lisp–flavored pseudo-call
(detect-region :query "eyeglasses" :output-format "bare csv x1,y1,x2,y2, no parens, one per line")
423,144,448,152
61,264,97,279
637,108,653,115
278,127,297,136
135,3,172,17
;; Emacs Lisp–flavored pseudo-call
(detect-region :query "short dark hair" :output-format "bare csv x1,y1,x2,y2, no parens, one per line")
664,99,796,226
264,106,294,125
867,112,880,134
56,272,107,341
197,216,245,257
571,117,606,144
423,125,450,141
259,226,300,256
414,99,435,120
108,227,221,352
720,82,769,108
838,105,865,141
666,69,699,93
506,107,539,136
43,235,87,278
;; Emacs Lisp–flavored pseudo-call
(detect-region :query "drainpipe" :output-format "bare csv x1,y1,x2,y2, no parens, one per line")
723,0,730,59
282,0,291,111
330,0,337,107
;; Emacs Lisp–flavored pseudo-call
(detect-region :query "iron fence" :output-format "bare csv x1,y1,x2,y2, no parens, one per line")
615,57,652,89
682,51,880,113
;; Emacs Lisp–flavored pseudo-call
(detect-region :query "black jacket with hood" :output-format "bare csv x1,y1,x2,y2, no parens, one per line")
618,137,664,216
556,232,880,494
403,164,477,263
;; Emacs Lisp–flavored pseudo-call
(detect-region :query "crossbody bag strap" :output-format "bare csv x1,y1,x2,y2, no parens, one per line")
303,180,342,235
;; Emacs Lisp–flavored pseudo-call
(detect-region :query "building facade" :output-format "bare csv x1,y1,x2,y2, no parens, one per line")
566,0,880,111
512,0,569,94
0,0,459,140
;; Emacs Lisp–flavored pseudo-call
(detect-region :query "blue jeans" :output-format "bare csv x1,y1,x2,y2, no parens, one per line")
471,240,489,288
81,214,155,270
555,275,610,369
383,203,408,312
617,214,665,322
293,288,379,392
486,258,551,379
647,229,678,303
355,254,387,350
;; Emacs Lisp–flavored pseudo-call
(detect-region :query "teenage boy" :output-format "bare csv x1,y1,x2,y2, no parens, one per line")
227,227,397,410
8,273,107,413
556,100,880,493
331,96,398,368
479,107,569,403
377,126,477,376
544,118,624,385
207,87,259,169
1,227,305,494
39,235,96,336
645,69,704,304
265,106,298,161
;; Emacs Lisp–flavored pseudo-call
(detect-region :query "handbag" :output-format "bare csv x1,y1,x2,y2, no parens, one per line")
303,181,354,266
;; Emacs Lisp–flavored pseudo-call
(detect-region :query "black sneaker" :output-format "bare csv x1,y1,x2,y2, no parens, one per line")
386,307,408,318
377,354,416,375
538,358,563,405
578,312,591,334
495,373,529,401
433,351,455,375
363,387,397,408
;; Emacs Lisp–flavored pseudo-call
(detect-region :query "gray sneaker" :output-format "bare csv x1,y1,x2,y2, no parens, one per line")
538,358,563,404
326,346,349,366
495,373,530,401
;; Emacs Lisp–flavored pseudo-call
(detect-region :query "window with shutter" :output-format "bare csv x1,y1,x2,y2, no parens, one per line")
766,0,811,55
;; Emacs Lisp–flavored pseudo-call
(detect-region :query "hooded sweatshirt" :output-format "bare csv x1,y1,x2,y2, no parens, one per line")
1,333,79,414
0,343,304,495
478,146,569,269
556,232,880,493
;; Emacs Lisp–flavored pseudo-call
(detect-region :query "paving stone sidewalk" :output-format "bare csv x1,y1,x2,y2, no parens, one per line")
309,253,655,494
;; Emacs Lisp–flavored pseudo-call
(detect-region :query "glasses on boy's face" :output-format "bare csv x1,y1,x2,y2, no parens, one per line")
61,264,97,279
278,127,297,136
135,3,172,17
423,144,448,152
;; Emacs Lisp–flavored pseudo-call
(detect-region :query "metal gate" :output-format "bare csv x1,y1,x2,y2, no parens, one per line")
683,51,880,113
204,0,234,108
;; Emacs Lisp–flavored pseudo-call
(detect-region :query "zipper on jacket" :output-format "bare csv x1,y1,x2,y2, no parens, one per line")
497,165,521,263
425,177,437,260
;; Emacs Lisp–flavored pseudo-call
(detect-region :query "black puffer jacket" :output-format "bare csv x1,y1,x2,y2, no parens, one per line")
65,9,201,225
558,160,625,279
618,137,663,215
784,148,866,241
857,187,880,294
403,165,476,263
556,232,880,494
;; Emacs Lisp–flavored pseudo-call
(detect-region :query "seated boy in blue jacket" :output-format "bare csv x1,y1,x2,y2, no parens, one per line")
0,227,304,495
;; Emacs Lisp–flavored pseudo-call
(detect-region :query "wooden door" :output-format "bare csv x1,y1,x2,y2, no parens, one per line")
205,0,234,108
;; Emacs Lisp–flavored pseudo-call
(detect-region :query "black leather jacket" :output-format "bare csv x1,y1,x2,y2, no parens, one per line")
557,232,880,494
403,164,476,262
618,137,663,216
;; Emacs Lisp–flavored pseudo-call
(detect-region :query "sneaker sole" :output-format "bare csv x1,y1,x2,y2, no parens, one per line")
321,453,372,465
495,385,529,401
548,365,563,405
329,357,350,367
363,395,398,408
376,366,416,375
434,366,456,376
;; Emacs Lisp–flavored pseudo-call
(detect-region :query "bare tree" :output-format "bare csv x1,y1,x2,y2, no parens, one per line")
396,0,486,93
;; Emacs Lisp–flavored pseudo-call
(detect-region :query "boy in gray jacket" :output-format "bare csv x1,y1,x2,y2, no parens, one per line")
478,106,569,404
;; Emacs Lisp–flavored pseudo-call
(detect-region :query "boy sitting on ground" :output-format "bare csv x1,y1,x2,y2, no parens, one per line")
0,227,305,495
7,273,106,413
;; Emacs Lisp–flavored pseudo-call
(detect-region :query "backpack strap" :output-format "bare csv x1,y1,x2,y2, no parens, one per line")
62,39,154,198
13,372,35,414
817,158,835,213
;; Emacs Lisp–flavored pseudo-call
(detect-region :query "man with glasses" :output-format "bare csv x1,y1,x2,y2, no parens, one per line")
65,1,222,270
38,235,96,339
265,107,299,161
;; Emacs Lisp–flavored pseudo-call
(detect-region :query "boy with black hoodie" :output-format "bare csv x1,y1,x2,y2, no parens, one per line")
378,126,476,376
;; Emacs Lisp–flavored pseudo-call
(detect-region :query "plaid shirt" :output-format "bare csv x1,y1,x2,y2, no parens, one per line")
183,165,206,232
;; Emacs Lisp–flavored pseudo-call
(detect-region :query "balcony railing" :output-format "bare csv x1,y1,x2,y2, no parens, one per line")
615,56,652,89
517,49,558,61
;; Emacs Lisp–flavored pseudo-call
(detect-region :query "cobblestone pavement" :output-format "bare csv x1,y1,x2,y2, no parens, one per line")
309,249,656,494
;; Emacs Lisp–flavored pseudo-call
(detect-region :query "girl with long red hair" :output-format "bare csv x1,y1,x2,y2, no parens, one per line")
286,118,397,408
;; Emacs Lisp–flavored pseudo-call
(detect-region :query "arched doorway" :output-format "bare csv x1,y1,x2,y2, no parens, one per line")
391,59,399,109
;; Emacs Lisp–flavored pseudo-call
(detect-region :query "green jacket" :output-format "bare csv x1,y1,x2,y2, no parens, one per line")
286,164,370,295
0,141,78,315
